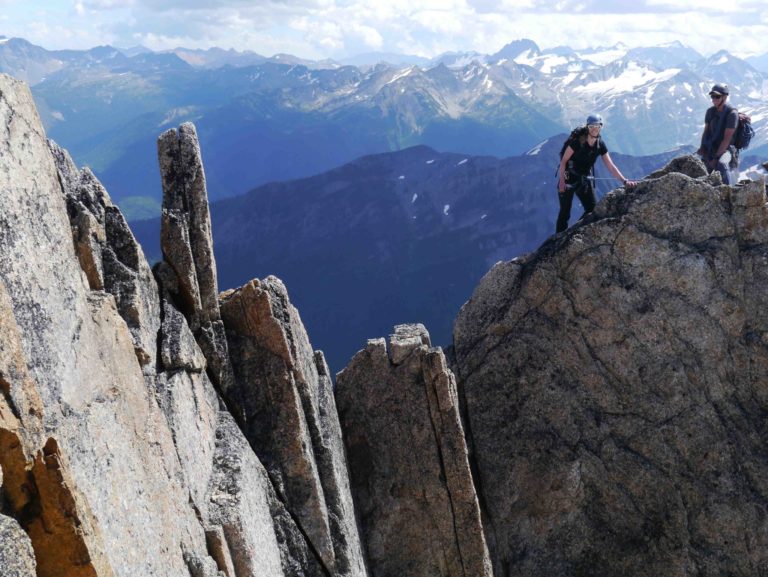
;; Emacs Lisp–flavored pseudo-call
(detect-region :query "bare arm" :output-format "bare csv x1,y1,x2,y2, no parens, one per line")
601,152,636,187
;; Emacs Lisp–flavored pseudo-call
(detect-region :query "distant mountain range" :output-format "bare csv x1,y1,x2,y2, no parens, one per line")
132,139,703,370
1,35,766,220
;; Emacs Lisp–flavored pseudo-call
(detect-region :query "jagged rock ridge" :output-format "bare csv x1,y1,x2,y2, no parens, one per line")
0,72,367,577
5,67,768,577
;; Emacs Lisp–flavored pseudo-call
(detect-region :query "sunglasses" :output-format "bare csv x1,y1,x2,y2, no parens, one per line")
710,94,723,100
587,123,602,129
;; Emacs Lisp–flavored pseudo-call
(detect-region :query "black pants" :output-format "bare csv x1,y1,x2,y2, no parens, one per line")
556,179,596,233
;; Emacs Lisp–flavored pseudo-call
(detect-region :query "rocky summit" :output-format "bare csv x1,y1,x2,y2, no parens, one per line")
3,67,768,577
455,158,768,576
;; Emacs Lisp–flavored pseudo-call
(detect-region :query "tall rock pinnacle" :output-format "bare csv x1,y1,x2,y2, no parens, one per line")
336,324,492,577
157,122,236,399
221,276,369,577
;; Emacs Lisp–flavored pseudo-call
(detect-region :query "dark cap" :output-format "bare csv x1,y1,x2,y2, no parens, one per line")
708,83,729,96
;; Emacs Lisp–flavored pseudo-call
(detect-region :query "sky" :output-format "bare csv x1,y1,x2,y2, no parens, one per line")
2,0,767,60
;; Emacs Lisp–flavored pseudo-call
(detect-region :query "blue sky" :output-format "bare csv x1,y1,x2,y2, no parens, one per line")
2,0,767,59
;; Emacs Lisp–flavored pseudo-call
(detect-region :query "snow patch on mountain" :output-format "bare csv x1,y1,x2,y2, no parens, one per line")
387,67,415,85
579,44,629,66
515,51,570,74
526,140,547,155
573,64,681,96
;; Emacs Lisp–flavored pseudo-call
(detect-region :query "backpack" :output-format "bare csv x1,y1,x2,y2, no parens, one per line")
733,111,754,150
726,109,755,169
556,126,596,178
559,126,588,160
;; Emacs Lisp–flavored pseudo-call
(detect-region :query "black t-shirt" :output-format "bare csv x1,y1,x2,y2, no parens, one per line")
567,136,608,177
703,105,738,153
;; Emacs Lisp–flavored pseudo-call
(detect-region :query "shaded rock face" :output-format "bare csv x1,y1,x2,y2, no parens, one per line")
336,324,492,577
220,277,368,577
50,140,161,370
454,157,768,576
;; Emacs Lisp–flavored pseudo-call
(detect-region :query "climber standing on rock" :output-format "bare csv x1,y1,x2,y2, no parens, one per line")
556,114,637,234
697,83,738,185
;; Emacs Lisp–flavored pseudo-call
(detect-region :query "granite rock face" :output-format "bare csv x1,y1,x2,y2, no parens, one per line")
220,277,368,577
336,324,492,577
0,514,36,577
454,158,768,576
11,61,768,577
0,72,198,576
50,140,161,370
0,73,360,577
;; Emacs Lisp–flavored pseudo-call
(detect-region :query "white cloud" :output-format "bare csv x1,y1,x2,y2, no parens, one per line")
2,0,767,60
350,23,384,50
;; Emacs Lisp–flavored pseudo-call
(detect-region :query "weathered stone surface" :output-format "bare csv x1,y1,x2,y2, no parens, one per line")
49,140,161,370
204,525,237,577
646,153,708,180
182,550,225,577
454,161,768,576
0,74,358,577
158,123,219,325
336,324,491,577
155,369,219,513
0,278,45,447
159,288,207,372
0,514,36,577
207,411,326,577
157,122,235,396
220,276,368,577
313,350,370,577
0,72,214,576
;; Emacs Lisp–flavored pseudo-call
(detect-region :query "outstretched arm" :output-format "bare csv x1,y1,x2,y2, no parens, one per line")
601,152,637,188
